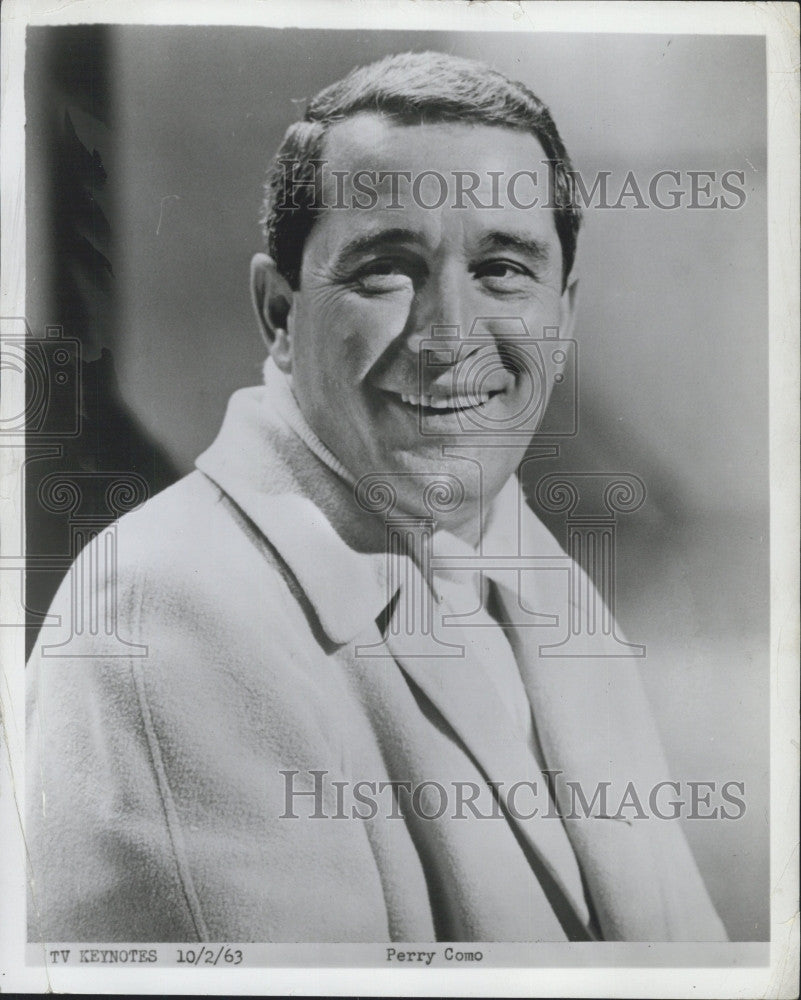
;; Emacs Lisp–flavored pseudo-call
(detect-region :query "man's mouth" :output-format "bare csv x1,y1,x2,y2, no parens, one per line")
383,388,504,414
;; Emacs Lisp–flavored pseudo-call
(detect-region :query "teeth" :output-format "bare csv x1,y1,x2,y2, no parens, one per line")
399,391,491,409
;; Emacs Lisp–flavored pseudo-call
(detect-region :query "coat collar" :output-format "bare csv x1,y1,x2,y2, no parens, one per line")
195,378,393,645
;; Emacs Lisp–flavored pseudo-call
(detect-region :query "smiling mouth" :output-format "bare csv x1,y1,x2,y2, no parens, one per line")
382,388,504,414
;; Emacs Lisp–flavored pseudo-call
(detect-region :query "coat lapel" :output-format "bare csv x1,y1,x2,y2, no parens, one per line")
472,477,677,939
489,546,676,940
384,551,595,939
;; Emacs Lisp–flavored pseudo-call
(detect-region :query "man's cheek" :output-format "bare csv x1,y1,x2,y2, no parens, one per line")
336,298,412,379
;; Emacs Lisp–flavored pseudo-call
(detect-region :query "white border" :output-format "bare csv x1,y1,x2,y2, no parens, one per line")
1,1,798,996
0,0,796,33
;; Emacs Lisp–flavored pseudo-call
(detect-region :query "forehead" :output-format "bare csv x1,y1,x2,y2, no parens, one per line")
311,113,560,251
320,113,549,177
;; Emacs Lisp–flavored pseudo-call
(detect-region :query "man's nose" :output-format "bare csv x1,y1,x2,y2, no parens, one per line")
402,269,479,360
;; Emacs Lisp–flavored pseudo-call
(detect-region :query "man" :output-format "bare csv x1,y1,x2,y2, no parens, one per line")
26,51,726,943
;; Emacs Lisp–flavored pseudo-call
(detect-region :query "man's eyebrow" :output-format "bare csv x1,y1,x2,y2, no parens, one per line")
333,227,423,264
474,231,552,264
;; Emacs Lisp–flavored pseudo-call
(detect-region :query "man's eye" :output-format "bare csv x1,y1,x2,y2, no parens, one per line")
353,260,416,293
474,260,537,291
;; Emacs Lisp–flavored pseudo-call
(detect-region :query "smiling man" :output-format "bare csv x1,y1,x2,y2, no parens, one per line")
254,109,574,540
26,51,726,944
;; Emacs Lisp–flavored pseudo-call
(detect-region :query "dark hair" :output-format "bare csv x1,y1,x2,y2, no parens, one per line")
261,50,581,290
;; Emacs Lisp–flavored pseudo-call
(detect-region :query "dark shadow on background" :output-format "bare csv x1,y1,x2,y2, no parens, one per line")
25,27,179,658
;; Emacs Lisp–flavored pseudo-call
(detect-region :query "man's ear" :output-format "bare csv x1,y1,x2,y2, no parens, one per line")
250,252,294,373
559,272,579,341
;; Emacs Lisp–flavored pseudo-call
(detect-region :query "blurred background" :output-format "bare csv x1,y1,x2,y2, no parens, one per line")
25,26,768,941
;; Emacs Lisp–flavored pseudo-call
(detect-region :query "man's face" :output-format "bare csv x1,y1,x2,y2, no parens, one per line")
279,114,575,533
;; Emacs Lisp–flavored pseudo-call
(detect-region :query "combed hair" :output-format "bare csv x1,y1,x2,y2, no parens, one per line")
261,50,581,290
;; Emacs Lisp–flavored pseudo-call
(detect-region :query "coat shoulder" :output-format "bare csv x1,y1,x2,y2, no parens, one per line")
113,470,292,603
32,469,314,666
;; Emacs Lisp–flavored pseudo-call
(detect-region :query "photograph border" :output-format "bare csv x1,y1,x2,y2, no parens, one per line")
1,1,798,996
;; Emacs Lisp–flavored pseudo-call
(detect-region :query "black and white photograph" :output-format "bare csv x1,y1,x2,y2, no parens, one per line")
1,1,798,996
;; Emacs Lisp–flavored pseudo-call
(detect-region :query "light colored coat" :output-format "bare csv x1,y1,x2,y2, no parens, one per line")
26,383,727,943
